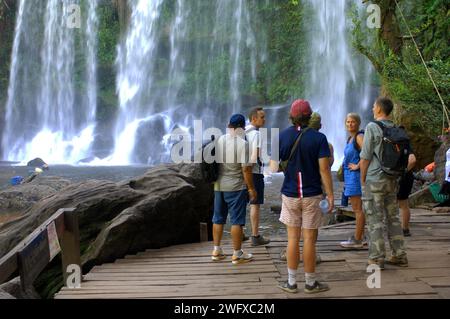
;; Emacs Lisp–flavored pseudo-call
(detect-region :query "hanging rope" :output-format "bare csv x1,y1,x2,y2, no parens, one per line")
394,0,450,131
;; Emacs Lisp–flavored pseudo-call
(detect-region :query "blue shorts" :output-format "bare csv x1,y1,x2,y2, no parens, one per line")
248,174,265,205
213,190,248,226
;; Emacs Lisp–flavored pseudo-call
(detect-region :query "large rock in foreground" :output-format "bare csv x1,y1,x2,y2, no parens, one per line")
0,176,71,216
0,164,213,298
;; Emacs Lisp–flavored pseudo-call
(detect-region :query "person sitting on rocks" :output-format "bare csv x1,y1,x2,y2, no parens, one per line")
27,158,49,171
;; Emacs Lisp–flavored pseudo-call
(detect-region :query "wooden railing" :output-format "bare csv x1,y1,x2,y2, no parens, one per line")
0,208,81,290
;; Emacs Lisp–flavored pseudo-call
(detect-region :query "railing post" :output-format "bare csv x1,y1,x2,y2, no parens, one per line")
61,209,81,287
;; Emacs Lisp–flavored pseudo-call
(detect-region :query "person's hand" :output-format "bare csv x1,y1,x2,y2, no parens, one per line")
248,188,257,203
327,195,334,214
348,163,359,171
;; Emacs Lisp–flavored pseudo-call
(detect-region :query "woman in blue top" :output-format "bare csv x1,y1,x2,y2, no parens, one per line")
340,113,366,249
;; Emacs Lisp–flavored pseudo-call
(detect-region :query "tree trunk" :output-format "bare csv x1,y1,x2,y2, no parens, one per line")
378,0,403,55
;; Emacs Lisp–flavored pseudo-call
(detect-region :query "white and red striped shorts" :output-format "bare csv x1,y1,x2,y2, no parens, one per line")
279,194,323,229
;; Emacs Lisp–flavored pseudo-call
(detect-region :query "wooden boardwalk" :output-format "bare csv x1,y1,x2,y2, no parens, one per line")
55,209,450,299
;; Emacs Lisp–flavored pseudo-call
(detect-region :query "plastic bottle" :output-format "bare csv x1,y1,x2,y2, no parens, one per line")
319,199,329,214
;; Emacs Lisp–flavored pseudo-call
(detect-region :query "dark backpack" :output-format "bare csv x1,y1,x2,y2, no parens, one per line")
373,121,410,176
199,135,220,183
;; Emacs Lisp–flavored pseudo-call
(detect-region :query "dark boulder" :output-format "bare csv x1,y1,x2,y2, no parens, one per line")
0,176,71,217
0,163,214,298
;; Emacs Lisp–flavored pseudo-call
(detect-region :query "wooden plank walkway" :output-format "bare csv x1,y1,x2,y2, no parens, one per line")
55,208,450,299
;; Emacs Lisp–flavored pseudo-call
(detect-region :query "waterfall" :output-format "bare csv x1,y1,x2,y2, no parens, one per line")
2,0,99,164
305,0,375,168
109,0,262,165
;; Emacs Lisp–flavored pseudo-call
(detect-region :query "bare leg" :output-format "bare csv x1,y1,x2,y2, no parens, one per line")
299,228,318,262
213,224,224,247
231,225,243,251
399,199,410,230
350,196,365,241
303,229,318,273
250,204,260,236
287,226,301,270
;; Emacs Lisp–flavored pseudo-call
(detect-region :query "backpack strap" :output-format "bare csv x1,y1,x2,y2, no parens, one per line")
287,127,310,166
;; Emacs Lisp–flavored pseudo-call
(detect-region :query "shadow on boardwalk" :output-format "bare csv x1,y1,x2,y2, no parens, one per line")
55,209,450,299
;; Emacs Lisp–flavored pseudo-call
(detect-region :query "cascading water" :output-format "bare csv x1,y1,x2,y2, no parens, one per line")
304,0,376,168
109,0,263,165
2,0,376,166
108,0,375,166
2,0,98,164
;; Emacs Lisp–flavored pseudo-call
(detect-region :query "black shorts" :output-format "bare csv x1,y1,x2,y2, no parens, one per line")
397,171,414,200
249,174,265,205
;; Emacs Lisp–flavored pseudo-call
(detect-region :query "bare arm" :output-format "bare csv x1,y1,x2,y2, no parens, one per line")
319,157,334,213
407,154,417,172
328,143,334,168
356,134,364,150
242,166,257,202
360,158,370,186
269,160,279,173
348,135,365,171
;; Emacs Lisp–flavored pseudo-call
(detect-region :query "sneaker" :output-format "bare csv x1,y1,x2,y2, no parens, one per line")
278,281,298,293
211,249,226,261
304,281,330,294
367,258,385,270
251,235,270,246
340,236,364,249
403,229,411,237
232,251,253,265
385,256,408,267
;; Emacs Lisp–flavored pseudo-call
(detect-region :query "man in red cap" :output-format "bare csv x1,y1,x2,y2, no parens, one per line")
273,99,334,294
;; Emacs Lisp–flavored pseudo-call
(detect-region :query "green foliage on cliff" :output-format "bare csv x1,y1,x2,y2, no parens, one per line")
0,1,14,97
256,0,307,103
352,0,449,139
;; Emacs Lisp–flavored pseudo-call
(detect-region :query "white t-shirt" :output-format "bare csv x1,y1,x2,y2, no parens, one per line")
245,125,263,175
214,133,251,192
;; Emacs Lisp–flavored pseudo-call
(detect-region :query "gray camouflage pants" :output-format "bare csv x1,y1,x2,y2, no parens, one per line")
362,179,407,261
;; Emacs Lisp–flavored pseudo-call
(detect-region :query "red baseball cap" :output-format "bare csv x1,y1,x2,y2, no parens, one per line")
290,99,312,117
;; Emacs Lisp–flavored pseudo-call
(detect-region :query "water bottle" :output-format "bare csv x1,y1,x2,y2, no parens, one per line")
319,199,329,214
264,174,273,185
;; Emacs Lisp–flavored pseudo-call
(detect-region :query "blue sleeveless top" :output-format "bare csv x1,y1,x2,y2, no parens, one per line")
343,136,362,197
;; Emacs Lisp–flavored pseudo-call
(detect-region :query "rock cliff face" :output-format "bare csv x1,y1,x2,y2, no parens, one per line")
0,176,71,216
0,163,214,298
